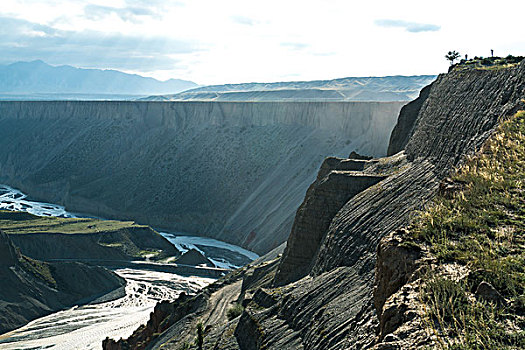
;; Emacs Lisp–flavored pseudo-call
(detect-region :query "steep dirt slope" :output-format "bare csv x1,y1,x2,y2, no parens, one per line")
104,62,525,349
0,230,125,335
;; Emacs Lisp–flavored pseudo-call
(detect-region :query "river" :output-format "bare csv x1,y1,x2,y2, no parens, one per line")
0,184,257,349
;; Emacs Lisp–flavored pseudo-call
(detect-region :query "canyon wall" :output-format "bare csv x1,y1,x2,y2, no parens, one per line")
0,101,404,254
105,62,525,349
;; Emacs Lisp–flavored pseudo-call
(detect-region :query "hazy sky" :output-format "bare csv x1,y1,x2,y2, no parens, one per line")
1,0,524,84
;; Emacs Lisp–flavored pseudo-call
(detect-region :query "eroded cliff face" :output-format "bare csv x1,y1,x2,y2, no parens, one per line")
105,62,525,350
0,101,404,254
387,83,432,156
0,230,125,334
274,157,387,286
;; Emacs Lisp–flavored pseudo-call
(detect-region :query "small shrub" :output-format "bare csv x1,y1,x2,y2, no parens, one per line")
481,57,493,65
422,275,469,334
226,303,244,320
195,322,204,350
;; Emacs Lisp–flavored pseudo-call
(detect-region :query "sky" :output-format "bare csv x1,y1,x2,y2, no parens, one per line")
1,0,524,85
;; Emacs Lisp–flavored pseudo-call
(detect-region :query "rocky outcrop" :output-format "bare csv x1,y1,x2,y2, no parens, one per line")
0,229,125,334
274,157,386,286
387,83,432,156
373,230,427,343
0,101,404,254
240,257,280,304
404,65,525,173
373,230,422,319
104,62,525,350
1,212,179,261
175,249,215,267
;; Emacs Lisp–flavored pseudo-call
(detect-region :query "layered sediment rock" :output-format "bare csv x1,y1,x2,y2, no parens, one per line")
0,101,404,254
387,83,433,156
0,230,125,334
274,158,387,286
107,62,525,350
8,226,178,261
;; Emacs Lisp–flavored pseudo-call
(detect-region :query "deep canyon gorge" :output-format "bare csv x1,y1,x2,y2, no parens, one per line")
1,60,523,350
0,101,405,254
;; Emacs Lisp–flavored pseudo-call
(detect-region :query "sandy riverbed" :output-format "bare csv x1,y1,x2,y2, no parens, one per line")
0,268,214,350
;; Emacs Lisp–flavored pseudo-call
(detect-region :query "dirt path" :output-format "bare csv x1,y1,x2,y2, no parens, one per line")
202,280,242,327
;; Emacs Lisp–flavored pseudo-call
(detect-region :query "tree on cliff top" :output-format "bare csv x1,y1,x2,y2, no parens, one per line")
445,50,461,65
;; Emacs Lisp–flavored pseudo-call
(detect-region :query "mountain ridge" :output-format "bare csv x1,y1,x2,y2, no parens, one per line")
0,60,198,96
141,75,436,102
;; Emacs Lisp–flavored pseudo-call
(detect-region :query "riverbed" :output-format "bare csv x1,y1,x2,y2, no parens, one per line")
0,269,214,349
0,184,257,349
0,184,258,269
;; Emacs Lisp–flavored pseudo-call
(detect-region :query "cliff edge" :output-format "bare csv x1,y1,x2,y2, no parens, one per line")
105,61,525,349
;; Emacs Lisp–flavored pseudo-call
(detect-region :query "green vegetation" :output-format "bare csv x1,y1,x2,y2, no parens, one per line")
0,210,145,235
453,55,524,71
227,303,244,320
195,322,204,350
138,249,162,258
0,210,174,261
445,50,461,65
19,255,56,287
411,111,525,348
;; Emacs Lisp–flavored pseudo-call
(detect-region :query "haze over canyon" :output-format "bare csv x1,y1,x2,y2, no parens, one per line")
2,0,525,348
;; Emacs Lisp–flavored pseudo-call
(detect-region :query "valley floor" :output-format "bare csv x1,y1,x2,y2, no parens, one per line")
0,184,258,349
0,268,214,350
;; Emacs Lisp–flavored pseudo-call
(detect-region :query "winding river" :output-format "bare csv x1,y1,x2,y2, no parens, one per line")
0,184,258,349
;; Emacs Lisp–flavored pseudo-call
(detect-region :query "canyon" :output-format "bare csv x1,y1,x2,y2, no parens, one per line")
0,100,405,254
0,185,254,349
2,60,522,349
104,61,525,349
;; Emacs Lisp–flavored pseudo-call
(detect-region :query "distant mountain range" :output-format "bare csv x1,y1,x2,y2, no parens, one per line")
0,60,436,102
142,75,437,102
0,60,198,99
